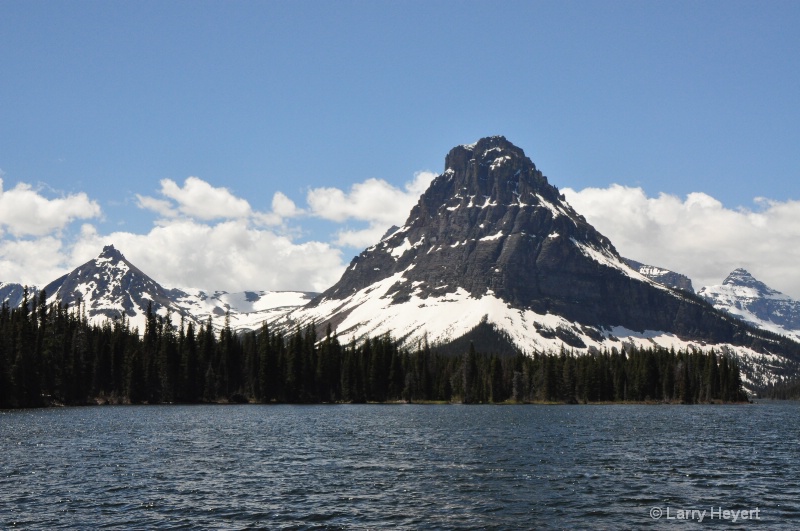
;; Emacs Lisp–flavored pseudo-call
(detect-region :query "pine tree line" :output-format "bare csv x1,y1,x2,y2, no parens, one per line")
760,378,800,399
0,290,747,408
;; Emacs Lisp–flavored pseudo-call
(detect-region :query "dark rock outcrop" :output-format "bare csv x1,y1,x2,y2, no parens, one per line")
310,136,753,343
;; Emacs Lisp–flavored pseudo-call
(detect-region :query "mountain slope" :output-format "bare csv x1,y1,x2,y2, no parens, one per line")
172,289,317,330
43,245,192,331
699,269,800,341
42,245,314,332
279,136,800,387
1,282,35,308
623,258,694,292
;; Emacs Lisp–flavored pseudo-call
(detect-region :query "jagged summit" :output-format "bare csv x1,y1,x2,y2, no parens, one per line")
284,137,795,367
722,268,779,296
36,245,315,332
443,135,561,211
44,245,178,327
98,244,125,261
700,269,800,340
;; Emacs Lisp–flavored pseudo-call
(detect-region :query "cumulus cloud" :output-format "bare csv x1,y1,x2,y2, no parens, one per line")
71,220,344,293
306,171,436,248
1,175,343,292
0,236,72,288
1,169,431,293
563,185,800,298
137,176,252,220
0,179,101,237
255,192,304,226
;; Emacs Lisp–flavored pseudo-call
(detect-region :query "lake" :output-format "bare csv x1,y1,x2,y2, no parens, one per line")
2,402,799,529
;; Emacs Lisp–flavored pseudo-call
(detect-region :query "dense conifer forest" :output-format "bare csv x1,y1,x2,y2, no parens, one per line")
0,289,748,408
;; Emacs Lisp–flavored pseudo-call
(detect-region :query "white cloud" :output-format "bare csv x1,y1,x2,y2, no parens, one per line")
0,179,101,237
563,184,800,298
0,236,71,288
138,176,252,220
307,171,435,224
255,191,304,226
271,191,301,218
306,170,436,247
134,195,174,218
70,220,344,293
333,225,393,248
1,175,345,292
104,170,439,289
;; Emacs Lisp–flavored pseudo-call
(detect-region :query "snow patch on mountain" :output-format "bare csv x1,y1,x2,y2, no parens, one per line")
173,289,316,330
26,245,315,333
280,267,782,390
699,268,800,342
0,282,35,308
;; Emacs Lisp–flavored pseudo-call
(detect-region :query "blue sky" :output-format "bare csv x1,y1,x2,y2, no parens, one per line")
2,1,800,296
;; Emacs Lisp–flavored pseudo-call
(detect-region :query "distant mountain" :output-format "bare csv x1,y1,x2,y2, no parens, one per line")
699,269,800,342
623,258,694,292
43,245,184,330
278,136,799,390
4,137,800,392
33,245,314,332
171,288,317,331
0,282,34,308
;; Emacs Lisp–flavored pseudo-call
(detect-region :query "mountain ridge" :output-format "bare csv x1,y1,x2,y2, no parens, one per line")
2,137,799,391
699,268,800,342
279,136,800,389
2,244,317,332
291,137,761,340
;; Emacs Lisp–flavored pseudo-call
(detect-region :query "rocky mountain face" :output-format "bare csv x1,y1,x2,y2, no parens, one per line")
699,269,800,341
623,259,694,292
296,137,757,340
282,137,800,388
44,245,181,328
23,245,315,332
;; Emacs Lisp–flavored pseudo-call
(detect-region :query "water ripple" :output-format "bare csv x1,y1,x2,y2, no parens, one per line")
1,402,800,528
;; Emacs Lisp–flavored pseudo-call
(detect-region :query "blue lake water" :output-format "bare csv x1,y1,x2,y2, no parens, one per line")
2,402,799,529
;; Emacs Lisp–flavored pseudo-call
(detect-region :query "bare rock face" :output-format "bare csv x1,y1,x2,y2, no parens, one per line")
310,136,746,341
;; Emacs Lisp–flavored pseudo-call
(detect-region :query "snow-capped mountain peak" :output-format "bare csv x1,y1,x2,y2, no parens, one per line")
699,269,800,341
722,268,781,297
278,137,797,392
37,244,315,332
44,244,182,330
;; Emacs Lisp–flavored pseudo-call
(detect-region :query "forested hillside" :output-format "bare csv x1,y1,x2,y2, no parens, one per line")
1,288,747,408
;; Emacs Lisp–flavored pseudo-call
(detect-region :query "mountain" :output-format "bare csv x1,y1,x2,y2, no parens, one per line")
171,288,317,331
44,245,184,330
1,282,35,308
623,258,694,292
279,136,799,387
699,269,800,342
40,245,314,332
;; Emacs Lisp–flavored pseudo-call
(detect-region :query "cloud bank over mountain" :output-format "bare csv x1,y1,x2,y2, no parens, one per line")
1,166,799,297
563,184,800,298
0,171,436,293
